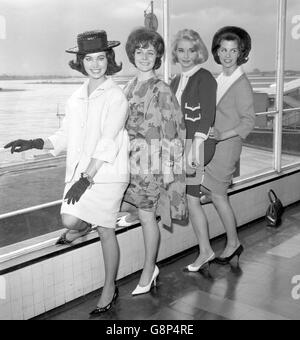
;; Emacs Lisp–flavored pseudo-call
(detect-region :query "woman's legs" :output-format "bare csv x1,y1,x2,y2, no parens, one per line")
119,201,139,223
60,216,120,307
59,214,91,242
211,193,241,257
96,227,119,308
187,194,215,267
138,208,160,286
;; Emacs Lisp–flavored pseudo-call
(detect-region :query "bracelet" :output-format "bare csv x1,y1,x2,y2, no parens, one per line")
80,172,95,188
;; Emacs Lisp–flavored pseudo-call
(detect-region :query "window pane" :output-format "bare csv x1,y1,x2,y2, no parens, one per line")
0,0,157,247
0,0,294,250
170,0,278,180
282,0,300,166
241,116,275,178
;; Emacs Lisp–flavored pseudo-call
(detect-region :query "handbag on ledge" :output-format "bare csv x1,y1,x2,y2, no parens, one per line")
266,189,284,227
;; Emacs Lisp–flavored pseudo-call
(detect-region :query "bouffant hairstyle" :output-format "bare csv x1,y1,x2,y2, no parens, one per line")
212,26,251,66
125,27,165,70
69,49,122,76
171,29,209,65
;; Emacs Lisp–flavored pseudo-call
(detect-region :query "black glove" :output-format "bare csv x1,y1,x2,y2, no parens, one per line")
64,176,91,205
4,138,44,154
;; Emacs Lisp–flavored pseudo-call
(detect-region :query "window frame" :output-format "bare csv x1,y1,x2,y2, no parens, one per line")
1,0,300,261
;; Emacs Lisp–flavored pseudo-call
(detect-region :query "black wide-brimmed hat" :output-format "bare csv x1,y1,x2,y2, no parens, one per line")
212,26,251,65
66,30,120,54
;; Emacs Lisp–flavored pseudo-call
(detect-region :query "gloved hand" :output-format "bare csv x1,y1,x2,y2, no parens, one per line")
209,127,222,142
64,176,91,205
4,138,44,154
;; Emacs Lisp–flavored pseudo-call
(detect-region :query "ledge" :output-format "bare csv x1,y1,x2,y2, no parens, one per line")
0,222,143,275
1,166,300,276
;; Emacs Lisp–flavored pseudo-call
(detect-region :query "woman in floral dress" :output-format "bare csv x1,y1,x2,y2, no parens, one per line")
122,27,187,295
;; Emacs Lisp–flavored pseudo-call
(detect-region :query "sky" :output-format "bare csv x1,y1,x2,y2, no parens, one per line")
0,0,299,76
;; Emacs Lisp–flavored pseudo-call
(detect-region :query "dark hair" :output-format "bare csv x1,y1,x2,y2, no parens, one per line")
69,49,122,76
212,32,250,66
125,27,165,70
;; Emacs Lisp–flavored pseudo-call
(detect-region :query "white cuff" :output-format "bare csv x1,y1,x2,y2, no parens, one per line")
194,132,207,140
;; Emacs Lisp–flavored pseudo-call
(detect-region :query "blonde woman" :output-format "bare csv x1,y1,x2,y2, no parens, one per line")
170,29,217,271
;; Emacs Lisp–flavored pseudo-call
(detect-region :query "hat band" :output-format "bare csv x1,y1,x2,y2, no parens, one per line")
78,38,108,52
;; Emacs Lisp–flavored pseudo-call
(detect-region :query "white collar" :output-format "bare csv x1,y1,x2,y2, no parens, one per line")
216,66,244,105
175,65,202,104
181,64,202,79
76,77,115,99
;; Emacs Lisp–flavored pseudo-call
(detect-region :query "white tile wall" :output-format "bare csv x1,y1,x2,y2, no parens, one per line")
11,297,23,320
34,302,46,316
0,303,12,320
44,298,56,312
0,171,299,320
23,305,35,320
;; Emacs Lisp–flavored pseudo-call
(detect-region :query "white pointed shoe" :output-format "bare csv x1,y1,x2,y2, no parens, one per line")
186,253,215,272
117,214,140,228
132,266,159,296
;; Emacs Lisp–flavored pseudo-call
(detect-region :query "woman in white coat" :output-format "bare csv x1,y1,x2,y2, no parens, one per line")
4,30,129,316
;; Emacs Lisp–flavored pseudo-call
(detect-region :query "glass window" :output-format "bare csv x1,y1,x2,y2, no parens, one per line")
282,0,300,167
0,0,299,251
0,0,160,248
170,0,278,180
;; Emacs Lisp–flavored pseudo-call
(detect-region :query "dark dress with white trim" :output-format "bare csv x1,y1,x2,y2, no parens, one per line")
171,68,217,197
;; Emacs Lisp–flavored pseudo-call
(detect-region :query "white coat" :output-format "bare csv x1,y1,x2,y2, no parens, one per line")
49,78,129,184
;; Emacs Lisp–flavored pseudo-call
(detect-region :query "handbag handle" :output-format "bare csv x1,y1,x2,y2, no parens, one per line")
268,190,278,203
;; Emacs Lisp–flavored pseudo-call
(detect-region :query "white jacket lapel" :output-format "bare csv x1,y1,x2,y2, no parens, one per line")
216,67,244,106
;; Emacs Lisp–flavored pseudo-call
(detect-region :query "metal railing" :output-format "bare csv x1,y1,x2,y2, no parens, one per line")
0,200,62,221
1,107,300,221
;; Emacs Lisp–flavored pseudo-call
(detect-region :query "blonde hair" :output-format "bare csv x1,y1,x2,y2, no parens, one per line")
171,29,208,65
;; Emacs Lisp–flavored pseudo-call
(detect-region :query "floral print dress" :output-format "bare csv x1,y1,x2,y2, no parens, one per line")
123,77,188,227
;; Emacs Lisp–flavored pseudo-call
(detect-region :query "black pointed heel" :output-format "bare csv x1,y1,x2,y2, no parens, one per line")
89,287,119,316
55,231,73,245
55,224,92,245
214,245,244,265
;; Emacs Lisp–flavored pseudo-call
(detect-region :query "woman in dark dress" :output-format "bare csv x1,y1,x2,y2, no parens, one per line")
171,29,217,271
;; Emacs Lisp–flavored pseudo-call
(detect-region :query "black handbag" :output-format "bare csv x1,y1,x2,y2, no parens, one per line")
266,190,284,227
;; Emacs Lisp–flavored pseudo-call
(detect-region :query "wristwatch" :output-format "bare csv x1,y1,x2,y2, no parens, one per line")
80,172,94,188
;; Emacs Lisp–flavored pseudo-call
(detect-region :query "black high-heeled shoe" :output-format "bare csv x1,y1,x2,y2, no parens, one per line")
55,224,92,245
214,245,244,265
89,287,119,316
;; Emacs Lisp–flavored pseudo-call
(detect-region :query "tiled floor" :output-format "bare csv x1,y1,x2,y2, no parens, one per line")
34,202,300,320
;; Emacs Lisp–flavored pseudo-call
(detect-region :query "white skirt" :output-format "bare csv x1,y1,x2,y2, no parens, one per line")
61,182,128,229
